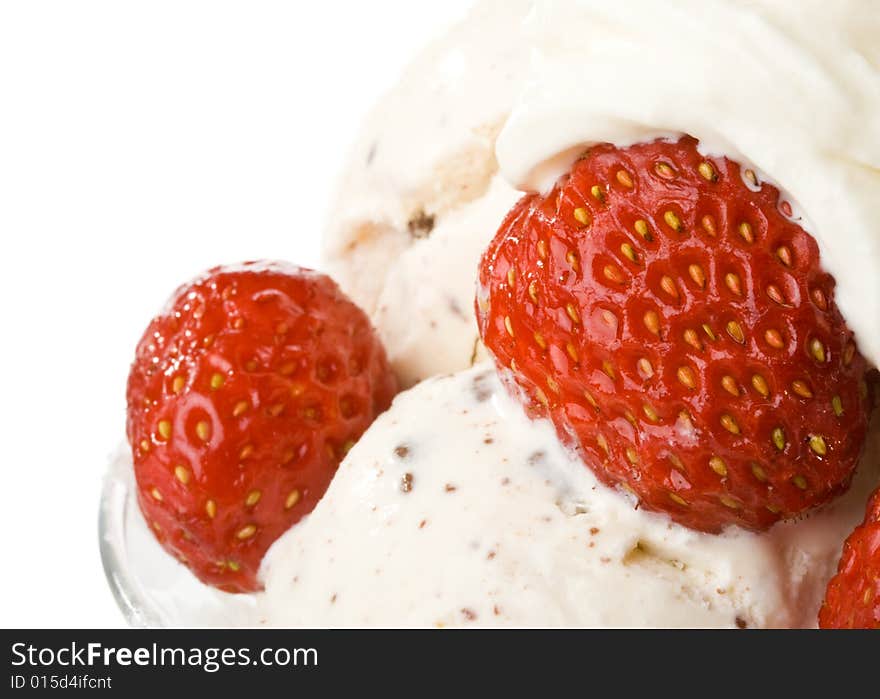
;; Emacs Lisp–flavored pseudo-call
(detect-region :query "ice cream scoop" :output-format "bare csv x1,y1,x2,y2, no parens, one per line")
259,364,880,627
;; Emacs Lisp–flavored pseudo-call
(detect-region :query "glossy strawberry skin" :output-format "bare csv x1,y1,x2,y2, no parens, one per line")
477,137,872,533
819,487,880,629
127,262,397,592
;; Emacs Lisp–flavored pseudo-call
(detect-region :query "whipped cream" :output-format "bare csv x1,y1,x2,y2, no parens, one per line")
497,0,880,366
259,364,880,627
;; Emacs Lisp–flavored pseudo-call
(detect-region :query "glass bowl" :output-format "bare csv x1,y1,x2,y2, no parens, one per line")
98,448,262,626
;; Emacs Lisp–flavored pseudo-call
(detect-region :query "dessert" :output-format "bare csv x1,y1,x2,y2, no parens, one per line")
103,0,880,628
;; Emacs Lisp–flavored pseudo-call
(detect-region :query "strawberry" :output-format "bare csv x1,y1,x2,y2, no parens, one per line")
126,262,397,592
819,486,880,629
477,136,872,532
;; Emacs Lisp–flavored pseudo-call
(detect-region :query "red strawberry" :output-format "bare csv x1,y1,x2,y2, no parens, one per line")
819,486,880,629
127,262,397,592
477,136,872,533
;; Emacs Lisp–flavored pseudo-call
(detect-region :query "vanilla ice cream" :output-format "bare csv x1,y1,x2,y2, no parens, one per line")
324,0,529,386
259,365,880,628
497,0,880,367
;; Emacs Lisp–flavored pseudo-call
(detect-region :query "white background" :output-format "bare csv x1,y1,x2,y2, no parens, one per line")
0,0,472,627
